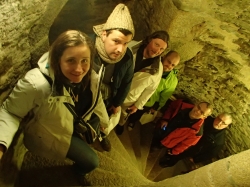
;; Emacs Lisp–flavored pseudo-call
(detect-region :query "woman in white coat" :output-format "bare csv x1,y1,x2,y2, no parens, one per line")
0,30,109,185
115,31,169,135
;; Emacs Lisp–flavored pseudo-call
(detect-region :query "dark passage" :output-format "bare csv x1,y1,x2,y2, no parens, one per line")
49,0,123,45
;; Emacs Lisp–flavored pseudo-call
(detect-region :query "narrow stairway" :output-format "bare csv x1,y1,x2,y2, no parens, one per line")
16,121,190,187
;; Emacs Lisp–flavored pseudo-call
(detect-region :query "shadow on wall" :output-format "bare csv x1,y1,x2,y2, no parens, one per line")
49,0,124,45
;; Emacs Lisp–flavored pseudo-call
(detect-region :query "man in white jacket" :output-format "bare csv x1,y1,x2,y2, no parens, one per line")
115,31,169,135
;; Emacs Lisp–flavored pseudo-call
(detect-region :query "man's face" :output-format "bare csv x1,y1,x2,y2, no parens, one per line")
162,53,180,72
213,114,232,130
143,38,167,59
101,30,132,60
189,103,212,119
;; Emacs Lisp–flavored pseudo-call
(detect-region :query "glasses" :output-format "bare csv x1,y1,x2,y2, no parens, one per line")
217,117,227,126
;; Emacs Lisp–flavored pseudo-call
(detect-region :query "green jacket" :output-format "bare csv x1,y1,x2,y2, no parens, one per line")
145,69,178,110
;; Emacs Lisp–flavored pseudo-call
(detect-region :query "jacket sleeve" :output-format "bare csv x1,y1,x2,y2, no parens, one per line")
158,74,178,110
93,92,109,128
0,72,40,149
162,99,182,121
112,53,134,107
161,128,202,155
134,78,160,110
193,143,224,163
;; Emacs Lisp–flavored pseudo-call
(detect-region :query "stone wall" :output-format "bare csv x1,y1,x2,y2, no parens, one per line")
0,0,68,103
127,0,250,157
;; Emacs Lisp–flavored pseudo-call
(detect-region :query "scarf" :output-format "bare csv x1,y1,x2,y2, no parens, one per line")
93,24,126,64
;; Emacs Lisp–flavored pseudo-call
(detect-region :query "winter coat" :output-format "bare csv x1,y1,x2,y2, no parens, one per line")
145,69,178,110
0,52,109,160
94,45,134,107
119,41,163,125
160,99,204,155
90,34,134,108
192,116,226,163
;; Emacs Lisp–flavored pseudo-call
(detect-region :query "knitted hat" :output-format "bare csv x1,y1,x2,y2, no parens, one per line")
93,3,135,37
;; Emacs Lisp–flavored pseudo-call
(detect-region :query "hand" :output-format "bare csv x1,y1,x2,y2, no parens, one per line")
100,126,106,132
128,105,138,114
167,149,173,155
108,105,121,115
160,120,168,129
149,108,156,114
189,157,194,163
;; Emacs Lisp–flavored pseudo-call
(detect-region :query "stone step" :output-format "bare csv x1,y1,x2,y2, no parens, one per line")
127,121,143,173
144,149,165,177
153,160,188,182
140,122,155,175
116,122,139,168
98,130,138,169
145,149,166,179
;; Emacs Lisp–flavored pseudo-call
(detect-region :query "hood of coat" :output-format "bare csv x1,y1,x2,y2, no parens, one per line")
37,52,55,80
37,52,104,101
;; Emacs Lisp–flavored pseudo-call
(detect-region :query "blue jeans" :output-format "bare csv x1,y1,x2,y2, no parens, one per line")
66,135,99,175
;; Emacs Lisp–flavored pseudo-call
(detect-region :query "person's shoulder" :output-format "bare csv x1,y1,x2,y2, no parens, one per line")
128,40,140,48
18,68,50,93
204,116,215,125
128,40,141,54
125,47,133,57
25,68,44,80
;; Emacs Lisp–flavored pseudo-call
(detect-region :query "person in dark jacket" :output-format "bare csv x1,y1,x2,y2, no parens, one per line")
92,4,135,151
151,99,213,157
158,112,232,168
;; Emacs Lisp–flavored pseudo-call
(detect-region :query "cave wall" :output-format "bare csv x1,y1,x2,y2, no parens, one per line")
127,0,250,157
0,0,68,103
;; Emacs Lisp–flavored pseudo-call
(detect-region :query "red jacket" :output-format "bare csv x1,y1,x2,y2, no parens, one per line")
160,99,204,155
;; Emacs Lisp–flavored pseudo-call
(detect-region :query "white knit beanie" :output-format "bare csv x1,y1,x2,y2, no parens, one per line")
93,3,135,37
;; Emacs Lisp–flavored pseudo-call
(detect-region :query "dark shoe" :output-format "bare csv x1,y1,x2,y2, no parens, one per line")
77,174,91,186
150,139,163,153
100,137,111,152
159,156,171,168
115,124,124,135
159,154,178,168
127,122,135,131
149,145,161,153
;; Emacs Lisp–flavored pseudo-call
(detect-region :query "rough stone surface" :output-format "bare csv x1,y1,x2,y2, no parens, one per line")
0,0,67,103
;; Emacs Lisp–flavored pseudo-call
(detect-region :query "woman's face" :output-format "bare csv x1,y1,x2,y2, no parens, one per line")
60,44,91,83
143,38,167,59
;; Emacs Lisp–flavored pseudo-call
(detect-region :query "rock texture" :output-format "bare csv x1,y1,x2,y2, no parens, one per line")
0,0,67,103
